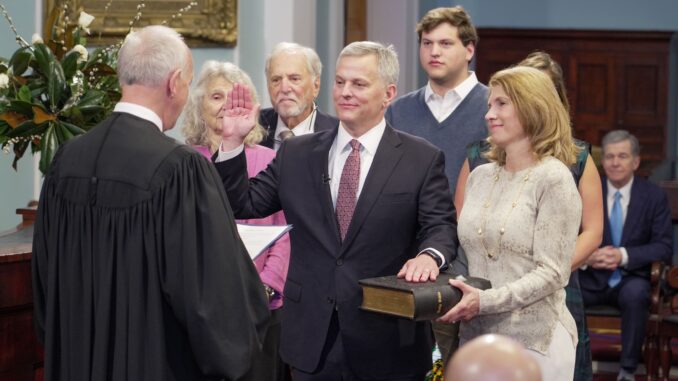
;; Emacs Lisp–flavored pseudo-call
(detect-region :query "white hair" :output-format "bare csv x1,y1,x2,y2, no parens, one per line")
338,41,399,86
117,25,189,87
265,42,322,81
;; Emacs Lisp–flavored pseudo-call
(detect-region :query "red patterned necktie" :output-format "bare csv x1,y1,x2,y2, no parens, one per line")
336,139,361,241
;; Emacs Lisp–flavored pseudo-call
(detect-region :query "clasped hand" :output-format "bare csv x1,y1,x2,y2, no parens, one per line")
586,245,621,270
219,83,260,151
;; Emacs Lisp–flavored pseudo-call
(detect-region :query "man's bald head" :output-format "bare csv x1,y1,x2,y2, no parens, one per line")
446,334,541,381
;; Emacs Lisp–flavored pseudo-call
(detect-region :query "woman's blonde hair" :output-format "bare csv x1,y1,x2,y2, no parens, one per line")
485,66,579,167
181,60,265,152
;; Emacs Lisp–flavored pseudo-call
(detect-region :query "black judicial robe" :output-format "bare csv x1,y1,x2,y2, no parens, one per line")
32,112,269,381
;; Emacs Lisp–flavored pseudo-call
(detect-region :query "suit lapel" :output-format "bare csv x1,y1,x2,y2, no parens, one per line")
342,126,403,249
260,109,277,149
621,177,643,245
602,180,612,245
308,130,342,244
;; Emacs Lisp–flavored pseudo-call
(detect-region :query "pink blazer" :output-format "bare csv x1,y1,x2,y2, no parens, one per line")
195,144,290,309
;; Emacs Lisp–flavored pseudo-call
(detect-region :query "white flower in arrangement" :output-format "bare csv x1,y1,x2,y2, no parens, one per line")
78,11,95,34
71,44,88,63
0,73,9,89
31,33,43,44
72,71,83,86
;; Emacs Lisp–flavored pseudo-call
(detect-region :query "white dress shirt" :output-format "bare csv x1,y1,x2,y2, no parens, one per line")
424,71,479,122
114,102,163,131
273,106,317,151
607,178,633,266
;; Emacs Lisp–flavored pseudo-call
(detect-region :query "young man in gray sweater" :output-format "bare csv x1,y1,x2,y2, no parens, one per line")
386,6,487,196
385,6,488,366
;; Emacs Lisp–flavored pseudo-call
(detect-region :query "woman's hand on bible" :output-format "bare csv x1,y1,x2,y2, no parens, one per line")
220,83,260,151
436,279,480,324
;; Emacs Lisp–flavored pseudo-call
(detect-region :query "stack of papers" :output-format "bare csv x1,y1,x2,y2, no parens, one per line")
236,224,292,260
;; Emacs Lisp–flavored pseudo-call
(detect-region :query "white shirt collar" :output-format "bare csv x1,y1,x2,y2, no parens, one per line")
336,119,386,156
274,105,317,140
607,177,633,201
114,102,163,131
424,71,478,101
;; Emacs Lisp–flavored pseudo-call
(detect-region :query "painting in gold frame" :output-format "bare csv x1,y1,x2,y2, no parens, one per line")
43,0,238,47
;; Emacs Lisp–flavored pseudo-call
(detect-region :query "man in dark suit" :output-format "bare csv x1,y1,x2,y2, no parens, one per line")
215,41,458,380
579,130,672,381
31,25,269,381
260,42,339,150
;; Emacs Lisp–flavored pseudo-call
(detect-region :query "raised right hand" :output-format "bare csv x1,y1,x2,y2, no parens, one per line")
220,83,260,151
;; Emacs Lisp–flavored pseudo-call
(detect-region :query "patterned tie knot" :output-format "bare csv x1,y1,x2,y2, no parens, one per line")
349,139,361,151
279,130,295,141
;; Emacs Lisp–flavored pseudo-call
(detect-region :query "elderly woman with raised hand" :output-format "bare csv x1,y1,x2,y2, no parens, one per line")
439,66,582,380
181,60,290,381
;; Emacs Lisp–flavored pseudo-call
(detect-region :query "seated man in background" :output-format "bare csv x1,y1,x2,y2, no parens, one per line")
260,42,339,150
579,130,673,381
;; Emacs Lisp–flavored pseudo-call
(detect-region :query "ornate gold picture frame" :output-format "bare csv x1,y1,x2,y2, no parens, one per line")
44,0,238,47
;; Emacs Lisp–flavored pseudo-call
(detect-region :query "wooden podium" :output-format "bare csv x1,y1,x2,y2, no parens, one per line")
0,207,44,381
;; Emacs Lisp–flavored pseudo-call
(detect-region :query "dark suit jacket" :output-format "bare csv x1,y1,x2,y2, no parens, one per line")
214,124,458,378
579,176,672,292
258,107,339,149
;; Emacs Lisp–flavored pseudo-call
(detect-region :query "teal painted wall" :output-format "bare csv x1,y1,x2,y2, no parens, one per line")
0,1,37,231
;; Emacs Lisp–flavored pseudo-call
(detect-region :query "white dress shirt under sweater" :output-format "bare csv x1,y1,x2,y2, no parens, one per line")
424,71,479,122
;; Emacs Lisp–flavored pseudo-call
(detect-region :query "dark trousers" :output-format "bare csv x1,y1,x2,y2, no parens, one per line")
581,275,650,372
566,271,593,381
291,312,426,381
240,308,285,381
430,322,459,367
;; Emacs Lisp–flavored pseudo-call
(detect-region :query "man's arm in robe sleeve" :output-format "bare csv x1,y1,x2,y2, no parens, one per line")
160,153,270,379
31,177,52,345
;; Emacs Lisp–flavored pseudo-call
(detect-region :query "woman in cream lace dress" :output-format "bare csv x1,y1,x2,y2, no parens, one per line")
440,66,582,381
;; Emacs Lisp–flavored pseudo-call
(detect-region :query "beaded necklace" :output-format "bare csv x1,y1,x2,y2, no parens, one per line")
477,165,533,259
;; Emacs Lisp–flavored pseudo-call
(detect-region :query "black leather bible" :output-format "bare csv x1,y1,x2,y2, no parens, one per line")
359,273,491,321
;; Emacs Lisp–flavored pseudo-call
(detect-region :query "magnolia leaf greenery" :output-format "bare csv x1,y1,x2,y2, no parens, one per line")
0,1,198,173
0,3,121,173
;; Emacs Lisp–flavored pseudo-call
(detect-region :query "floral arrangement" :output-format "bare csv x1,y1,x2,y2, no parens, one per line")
0,3,121,173
425,358,445,381
0,0,202,173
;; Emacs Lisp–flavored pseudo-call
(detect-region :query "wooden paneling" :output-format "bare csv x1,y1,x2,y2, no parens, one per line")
476,28,672,177
344,0,367,45
660,181,678,223
0,207,43,381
